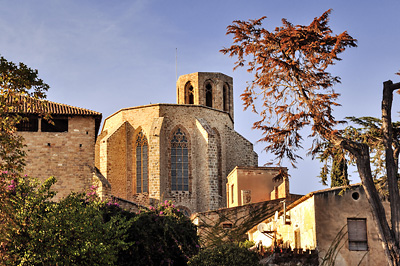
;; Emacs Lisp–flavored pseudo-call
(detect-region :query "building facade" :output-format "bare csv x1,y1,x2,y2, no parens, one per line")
248,185,389,265
96,72,258,214
15,98,102,200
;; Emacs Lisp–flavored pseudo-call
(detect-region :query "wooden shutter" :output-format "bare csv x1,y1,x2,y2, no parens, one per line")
348,218,368,251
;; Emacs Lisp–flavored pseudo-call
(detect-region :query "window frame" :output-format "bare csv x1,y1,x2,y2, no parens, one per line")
185,82,194,104
135,131,149,194
170,128,189,192
16,115,39,132
41,116,69,132
347,218,368,251
205,82,213,107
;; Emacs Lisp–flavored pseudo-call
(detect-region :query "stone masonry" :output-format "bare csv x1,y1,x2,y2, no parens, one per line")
96,72,258,214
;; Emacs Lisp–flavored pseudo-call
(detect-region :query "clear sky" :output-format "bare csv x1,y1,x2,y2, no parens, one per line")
1,0,399,195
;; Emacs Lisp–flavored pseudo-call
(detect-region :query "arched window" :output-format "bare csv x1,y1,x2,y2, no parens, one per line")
171,128,189,191
214,128,223,197
136,131,148,193
205,82,213,107
223,83,230,112
185,82,194,104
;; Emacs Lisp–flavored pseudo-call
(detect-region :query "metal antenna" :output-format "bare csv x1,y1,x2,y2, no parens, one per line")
175,48,178,81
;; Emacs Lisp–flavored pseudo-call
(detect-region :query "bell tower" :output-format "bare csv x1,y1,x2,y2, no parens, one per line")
176,72,234,120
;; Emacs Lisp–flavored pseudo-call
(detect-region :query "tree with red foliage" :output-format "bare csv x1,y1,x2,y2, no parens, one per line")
222,9,400,265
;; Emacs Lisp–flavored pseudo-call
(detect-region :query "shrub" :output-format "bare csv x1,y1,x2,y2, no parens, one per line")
0,174,131,265
188,243,259,266
117,201,199,266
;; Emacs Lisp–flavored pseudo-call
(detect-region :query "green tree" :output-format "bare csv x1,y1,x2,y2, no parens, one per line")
222,9,400,265
318,144,349,187
0,56,49,173
117,201,199,266
188,243,259,266
0,173,130,265
318,116,400,191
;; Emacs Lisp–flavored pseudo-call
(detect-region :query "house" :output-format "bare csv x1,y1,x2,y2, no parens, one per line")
248,184,389,265
15,97,102,200
226,166,289,208
192,167,301,245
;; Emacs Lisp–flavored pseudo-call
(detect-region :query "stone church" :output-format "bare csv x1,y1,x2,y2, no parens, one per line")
95,72,259,214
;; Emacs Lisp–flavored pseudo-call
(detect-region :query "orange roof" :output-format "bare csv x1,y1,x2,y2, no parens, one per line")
9,96,101,117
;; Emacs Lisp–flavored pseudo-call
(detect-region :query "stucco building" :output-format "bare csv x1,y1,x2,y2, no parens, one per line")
249,184,389,265
95,72,259,214
226,166,289,208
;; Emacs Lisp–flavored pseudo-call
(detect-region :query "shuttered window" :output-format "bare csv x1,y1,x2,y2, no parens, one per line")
348,218,368,251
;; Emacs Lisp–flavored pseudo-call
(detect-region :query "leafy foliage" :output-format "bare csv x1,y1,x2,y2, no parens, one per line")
0,56,49,173
317,116,400,193
222,9,400,265
195,198,288,249
317,144,349,187
0,174,199,266
0,173,130,265
221,9,357,166
118,201,199,266
188,243,259,266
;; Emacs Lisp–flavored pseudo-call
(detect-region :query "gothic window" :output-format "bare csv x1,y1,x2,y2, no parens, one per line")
348,218,368,251
205,82,213,107
223,83,230,112
214,128,222,197
171,128,189,191
136,131,148,193
185,82,194,104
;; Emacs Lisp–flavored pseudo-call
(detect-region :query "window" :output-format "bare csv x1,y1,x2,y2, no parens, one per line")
231,184,234,204
185,82,194,104
223,83,229,111
136,131,148,193
294,229,301,249
205,82,212,107
214,129,222,197
348,218,368,251
171,128,189,191
16,116,39,132
42,117,68,132
223,223,233,229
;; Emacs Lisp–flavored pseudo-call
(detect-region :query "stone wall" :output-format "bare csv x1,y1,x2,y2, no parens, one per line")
96,104,257,213
225,126,258,173
176,72,234,120
193,197,300,246
106,122,128,198
19,116,97,200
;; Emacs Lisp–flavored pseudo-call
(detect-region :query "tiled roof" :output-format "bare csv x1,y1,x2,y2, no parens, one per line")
10,96,101,116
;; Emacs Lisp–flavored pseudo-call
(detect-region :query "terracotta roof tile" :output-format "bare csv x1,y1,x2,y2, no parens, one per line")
10,96,101,116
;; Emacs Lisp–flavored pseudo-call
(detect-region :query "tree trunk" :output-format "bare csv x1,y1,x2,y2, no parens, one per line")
340,139,398,265
337,80,400,266
382,81,400,249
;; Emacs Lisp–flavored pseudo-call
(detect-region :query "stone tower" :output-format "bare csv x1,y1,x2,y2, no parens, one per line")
96,72,258,214
176,72,234,120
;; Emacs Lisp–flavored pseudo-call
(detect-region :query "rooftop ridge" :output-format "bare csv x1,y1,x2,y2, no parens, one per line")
10,95,102,116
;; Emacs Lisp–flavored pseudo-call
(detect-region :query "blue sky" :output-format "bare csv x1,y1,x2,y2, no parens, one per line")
2,0,399,194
